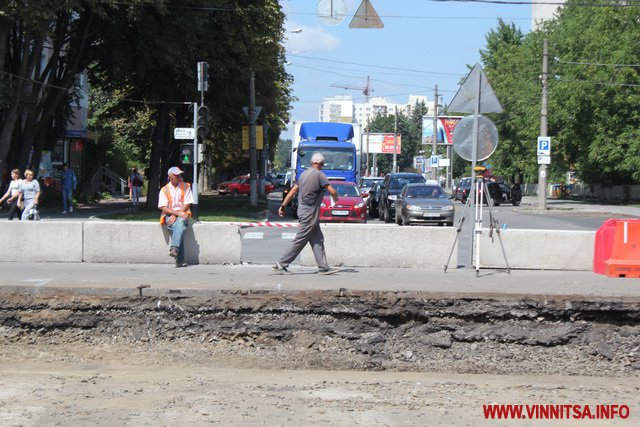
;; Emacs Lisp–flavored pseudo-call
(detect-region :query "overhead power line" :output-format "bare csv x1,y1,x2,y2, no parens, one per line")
289,54,465,78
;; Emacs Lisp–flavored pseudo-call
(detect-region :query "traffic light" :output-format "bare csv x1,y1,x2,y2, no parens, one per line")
197,105,209,140
180,143,194,164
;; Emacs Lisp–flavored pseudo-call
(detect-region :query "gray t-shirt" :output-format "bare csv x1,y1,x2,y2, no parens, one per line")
20,179,40,202
297,167,329,209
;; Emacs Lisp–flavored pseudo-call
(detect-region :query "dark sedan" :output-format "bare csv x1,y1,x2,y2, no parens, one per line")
395,184,455,226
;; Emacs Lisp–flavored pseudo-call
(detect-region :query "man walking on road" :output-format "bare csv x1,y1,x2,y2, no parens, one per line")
158,166,192,268
274,152,339,275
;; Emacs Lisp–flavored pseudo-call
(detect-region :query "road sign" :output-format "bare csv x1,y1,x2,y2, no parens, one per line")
430,155,439,167
537,136,551,155
242,106,262,120
174,127,195,140
538,155,551,165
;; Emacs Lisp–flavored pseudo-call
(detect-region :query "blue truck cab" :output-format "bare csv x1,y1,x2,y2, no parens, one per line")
286,122,358,218
295,122,357,183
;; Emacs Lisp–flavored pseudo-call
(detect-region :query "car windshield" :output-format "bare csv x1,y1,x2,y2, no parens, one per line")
389,176,424,189
325,184,359,197
459,178,472,188
299,147,354,171
406,185,443,199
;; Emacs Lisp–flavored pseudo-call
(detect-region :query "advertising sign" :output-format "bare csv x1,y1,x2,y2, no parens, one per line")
422,116,463,145
366,133,401,154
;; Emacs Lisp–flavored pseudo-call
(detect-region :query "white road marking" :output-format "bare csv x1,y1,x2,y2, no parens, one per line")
22,278,51,287
243,232,264,239
282,233,297,240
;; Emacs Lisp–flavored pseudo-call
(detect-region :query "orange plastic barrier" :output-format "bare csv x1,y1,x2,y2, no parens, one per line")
593,219,619,275
604,220,640,278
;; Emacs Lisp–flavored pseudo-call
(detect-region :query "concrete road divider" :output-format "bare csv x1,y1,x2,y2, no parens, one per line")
82,222,241,265
0,221,83,262
0,221,594,270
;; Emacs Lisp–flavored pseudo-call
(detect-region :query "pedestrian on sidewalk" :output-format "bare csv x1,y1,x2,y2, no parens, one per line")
18,169,40,221
128,167,143,207
158,166,193,268
273,152,340,275
0,168,22,220
60,163,77,214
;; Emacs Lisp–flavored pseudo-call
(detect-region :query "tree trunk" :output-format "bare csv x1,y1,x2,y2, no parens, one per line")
146,104,170,209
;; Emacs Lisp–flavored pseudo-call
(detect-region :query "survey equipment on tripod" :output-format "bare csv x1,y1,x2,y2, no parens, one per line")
445,63,508,276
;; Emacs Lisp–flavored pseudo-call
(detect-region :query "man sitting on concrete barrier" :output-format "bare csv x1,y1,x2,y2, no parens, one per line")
158,166,192,267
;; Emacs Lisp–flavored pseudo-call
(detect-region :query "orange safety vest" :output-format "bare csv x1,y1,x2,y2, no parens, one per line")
159,182,192,224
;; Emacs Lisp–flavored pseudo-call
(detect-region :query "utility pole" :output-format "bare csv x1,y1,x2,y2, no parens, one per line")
431,84,438,180
249,71,258,206
393,106,398,172
365,116,370,176
538,39,548,210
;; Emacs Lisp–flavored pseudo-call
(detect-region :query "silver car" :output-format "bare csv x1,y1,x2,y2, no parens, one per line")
395,183,455,226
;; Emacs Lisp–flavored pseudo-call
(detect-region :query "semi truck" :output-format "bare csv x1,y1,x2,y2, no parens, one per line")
284,122,359,217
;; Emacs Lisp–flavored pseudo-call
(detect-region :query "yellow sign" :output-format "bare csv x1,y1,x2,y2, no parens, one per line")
242,126,263,150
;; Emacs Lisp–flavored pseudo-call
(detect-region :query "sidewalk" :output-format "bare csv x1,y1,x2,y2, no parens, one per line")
1,262,638,300
519,195,640,217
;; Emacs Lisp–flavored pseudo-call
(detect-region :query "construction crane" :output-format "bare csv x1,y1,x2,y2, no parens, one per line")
330,76,372,102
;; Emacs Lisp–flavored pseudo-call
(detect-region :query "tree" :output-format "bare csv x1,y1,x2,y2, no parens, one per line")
480,3,640,185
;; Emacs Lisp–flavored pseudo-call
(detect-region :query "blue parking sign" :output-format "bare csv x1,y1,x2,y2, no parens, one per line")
537,136,551,155
430,155,439,167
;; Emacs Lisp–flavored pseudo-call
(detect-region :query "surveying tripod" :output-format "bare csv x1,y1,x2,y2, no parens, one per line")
444,167,510,277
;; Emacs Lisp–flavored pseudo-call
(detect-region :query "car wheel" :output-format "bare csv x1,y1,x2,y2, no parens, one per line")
512,201,520,206
494,201,500,206
231,189,239,197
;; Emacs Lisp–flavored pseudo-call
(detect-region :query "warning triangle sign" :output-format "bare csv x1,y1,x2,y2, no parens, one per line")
349,0,384,29
448,63,502,113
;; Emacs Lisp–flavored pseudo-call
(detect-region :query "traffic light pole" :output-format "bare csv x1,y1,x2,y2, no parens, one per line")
192,102,199,220
249,71,258,207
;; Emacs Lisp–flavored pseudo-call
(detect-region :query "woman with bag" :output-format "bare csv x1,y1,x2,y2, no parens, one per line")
18,169,40,221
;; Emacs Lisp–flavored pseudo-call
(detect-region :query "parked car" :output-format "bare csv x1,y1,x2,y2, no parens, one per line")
217,175,274,196
273,173,286,187
395,184,455,226
453,177,473,203
483,182,521,206
366,182,382,218
378,172,426,223
319,181,367,223
360,176,384,193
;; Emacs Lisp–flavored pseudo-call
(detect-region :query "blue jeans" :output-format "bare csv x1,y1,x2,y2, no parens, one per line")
165,216,188,263
62,187,73,211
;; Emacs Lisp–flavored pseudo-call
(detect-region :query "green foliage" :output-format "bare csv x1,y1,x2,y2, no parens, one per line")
480,4,640,185
273,138,292,171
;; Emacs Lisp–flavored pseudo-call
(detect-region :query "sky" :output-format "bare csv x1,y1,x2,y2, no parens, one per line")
279,0,533,138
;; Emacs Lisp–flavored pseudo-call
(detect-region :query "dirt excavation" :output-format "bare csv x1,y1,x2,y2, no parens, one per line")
1,287,639,426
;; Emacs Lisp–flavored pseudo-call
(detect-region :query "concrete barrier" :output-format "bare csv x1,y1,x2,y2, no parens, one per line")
0,220,595,270
303,224,455,269
82,222,241,265
478,229,594,270
0,221,83,262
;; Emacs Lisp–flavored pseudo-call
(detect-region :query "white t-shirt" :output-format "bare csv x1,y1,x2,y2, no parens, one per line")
158,182,193,210
20,179,40,202
8,179,21,197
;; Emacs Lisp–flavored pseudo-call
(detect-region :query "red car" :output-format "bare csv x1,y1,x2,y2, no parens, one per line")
218,175,274,196
319,181,368,223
